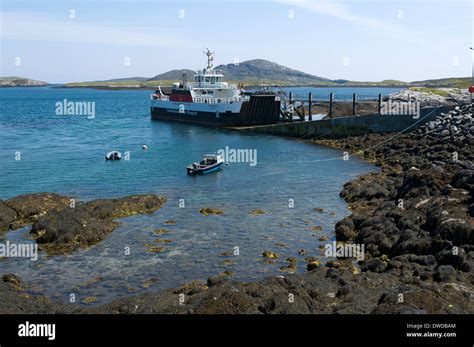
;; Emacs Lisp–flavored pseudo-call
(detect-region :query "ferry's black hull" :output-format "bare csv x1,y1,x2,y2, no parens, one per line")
151,107,236,126
151,95,281,127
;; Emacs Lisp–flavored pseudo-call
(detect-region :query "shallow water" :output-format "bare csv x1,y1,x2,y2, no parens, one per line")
0,87,378,305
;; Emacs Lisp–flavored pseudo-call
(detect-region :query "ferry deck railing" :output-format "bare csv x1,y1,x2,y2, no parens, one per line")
192,97,243,104
151,94,245,104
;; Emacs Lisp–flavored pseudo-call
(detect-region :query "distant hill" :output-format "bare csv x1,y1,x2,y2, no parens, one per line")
147,60,331,85
409,77,471,89
61,57,472,89
214,59,331,84
337,79,410,87
96,77,149,83
148,69,196,82
5,62,471,90
0,77,48,87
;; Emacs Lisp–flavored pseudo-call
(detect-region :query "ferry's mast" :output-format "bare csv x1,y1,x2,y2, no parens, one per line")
205,49,214,70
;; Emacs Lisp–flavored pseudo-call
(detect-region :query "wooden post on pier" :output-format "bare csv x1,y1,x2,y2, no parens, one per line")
300,99,305,119
352,93,356,115
329,92,334,117
378,93,382,114
289,92,293,116
308,92,312,121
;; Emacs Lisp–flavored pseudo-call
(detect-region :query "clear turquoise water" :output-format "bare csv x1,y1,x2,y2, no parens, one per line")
0,87,378,305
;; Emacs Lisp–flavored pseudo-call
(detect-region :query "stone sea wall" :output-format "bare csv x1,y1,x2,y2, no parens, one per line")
235,105,455,139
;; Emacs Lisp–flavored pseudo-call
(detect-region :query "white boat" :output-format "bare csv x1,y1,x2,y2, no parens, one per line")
105,151,122,160
187,154,225,175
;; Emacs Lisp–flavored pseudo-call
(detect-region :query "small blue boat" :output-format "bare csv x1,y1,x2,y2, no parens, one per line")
187,154,224,175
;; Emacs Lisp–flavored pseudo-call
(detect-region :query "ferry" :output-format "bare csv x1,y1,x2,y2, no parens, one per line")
150,50,281,127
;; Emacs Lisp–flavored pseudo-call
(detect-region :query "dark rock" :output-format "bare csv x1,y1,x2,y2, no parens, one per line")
392,254,437,267
391,235,431,256
199,207,224,216
361,259,386,273
433,265,456,282
195,291,256,314
207,274,229,287
30,194,166,253
0,202,16,232
2,274,21,289
387,259,404,270
373,288,463,314
262,250,279,259
407,254,435,266
397,170,445,200
437,218,473,245
436,249,466,269
2,193,71,232
172,282,208,295
336,284,352,297
335,217,357,241
451,169,474,191
419,270,433,281
325,268,341,279
326,260,341,269
307,260,321,271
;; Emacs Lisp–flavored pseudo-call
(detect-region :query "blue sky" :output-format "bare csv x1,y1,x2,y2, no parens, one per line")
1,0,472,83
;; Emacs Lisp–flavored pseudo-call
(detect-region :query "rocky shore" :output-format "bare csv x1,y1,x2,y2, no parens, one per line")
94,102,472,314
316,104,473,266
0,104,472,314
386,88,471,107
1,193,166,254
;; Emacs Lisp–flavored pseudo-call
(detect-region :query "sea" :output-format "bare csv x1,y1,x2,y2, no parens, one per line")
0,86,399,304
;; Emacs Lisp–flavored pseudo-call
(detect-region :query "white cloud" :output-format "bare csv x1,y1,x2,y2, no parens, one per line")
0,11,198,48
274,0,464,51
276,0,411,36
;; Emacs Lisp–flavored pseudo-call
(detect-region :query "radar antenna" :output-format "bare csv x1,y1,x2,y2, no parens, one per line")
204,48,215,70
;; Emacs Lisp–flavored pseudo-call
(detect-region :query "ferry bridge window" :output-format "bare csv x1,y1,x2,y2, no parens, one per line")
211,77,215,83
205,77,210,82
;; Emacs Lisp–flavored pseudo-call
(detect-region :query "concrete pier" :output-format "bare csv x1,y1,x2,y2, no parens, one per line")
228,105,454,139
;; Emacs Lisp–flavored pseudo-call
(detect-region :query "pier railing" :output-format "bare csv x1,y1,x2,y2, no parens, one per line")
279,91,436,122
